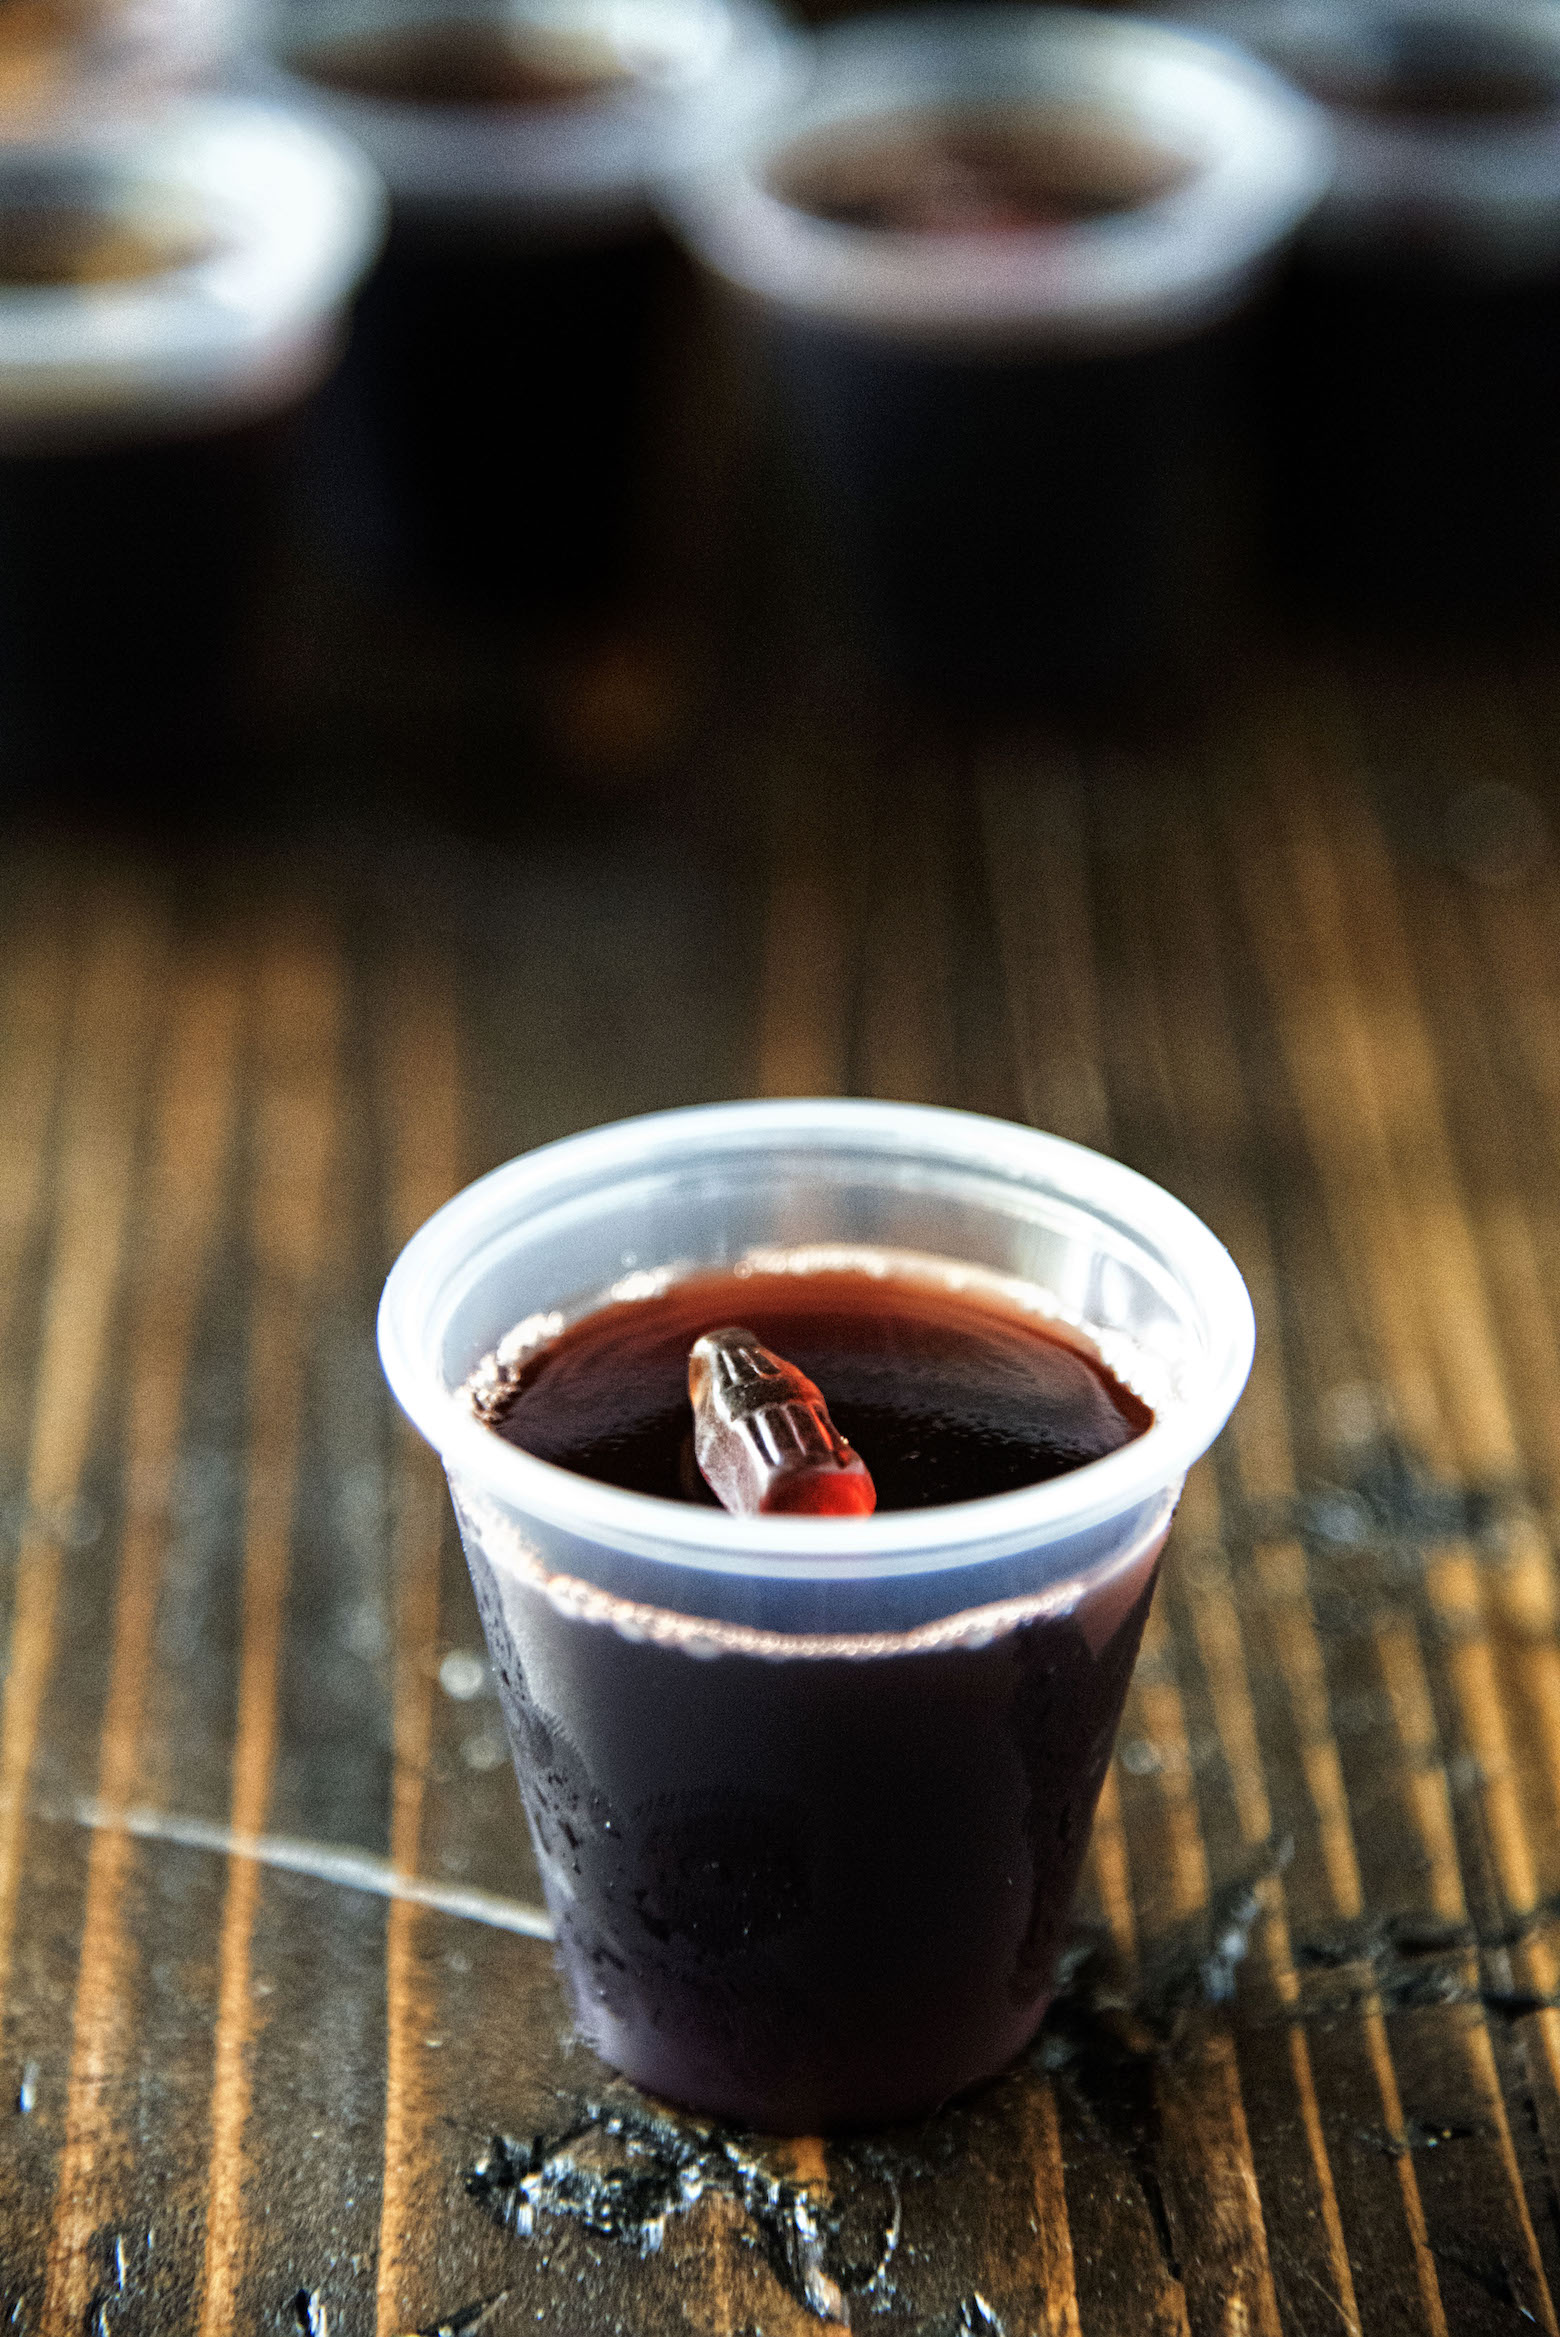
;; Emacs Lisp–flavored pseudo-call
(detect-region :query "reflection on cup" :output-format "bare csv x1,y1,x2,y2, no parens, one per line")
1186,0,1560,614
666,6,1329,709
379,1099,1254,2131
0,100,384,810
268,0,789,612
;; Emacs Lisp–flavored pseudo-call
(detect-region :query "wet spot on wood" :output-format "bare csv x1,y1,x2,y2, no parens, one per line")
467,2100,853,2323
403,2293,508,2337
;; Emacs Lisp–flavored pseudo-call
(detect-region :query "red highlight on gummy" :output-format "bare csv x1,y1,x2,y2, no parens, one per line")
688,1325,877,1518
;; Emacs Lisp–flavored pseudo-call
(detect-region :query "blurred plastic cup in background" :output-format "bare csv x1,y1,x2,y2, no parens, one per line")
263,0,793,615
665,6,1330,712
0,0,245,139
1184,0,1560,616
0,98,384,811
378,1098,1254,2132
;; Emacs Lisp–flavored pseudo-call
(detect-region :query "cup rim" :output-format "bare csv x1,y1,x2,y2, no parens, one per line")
664,3,1333,347
378,1098,1255,1579
0,98,387,440
0,0,243,142
273,0,741,94
1184,0,1560,263
263,0,793,227
1190,0,1560,132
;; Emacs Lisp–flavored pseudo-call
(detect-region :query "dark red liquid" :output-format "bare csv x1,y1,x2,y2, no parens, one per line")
484,1265,1151,1509
297,24,632,107
773,111,1191,235
469,1530,1162,2129
466,1261,1162,2129
1296,27,1559,121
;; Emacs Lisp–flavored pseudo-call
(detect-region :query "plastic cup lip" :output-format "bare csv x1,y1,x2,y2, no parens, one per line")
0,0,247,143
1183,0,1560,264
0,97,388,445
273,0,746,89
662,4,1333,349
378,1097,1256,1585
259,0,796,230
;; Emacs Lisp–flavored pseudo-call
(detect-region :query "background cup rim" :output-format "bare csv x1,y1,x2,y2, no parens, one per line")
261,0,792,228
0,97,388,440
664,3,1334,348
1181,0,1560,268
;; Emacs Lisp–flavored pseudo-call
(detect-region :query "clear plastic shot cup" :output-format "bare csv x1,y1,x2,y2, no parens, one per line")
1186,0,1560,265
258,0,793,609
263,0,791,234
0,98,385,806
379,1100,1254,2132
1181,0,1560,611
665,7,1330,707
0,0,247,143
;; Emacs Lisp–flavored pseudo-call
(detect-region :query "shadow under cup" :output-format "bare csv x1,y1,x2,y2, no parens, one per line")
378,1100,1254,2130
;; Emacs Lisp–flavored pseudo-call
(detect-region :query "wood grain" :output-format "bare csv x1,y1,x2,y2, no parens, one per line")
198,921,342,2336
8,652,1560,2331
0,896,162,2077
44,947,243,2333
374,950,463,2337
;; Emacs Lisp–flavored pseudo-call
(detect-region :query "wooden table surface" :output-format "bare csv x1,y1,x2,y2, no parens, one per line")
10,607,1560,2337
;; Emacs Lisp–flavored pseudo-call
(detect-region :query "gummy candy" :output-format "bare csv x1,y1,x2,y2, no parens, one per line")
688,1325,877,1518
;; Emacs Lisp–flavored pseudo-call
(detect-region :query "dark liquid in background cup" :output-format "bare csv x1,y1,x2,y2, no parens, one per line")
299,23,682,613
758,107,1228,710
1254,21,1560,615
775,108,1188,232
0,205,213,283
465,1258,1163,2130
0,204,287,811
299,19,635,106
1298,22,1558,119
